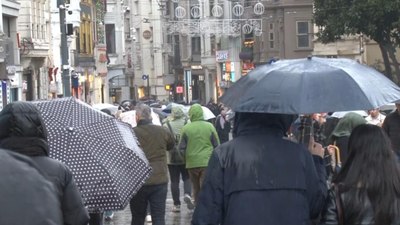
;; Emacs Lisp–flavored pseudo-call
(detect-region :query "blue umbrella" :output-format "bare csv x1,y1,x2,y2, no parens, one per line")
220,57,400,114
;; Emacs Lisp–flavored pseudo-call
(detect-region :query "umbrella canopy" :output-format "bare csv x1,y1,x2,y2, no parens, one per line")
163,103,216,120
92,103,119,115
220,57,400,114
33,97,151,212
119,109,162,127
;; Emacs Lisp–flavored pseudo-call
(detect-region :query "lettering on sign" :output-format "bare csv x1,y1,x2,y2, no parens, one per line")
216,50,229,62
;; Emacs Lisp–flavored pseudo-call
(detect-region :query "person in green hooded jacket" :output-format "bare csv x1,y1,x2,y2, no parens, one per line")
328,112,367,166
178,103,220,206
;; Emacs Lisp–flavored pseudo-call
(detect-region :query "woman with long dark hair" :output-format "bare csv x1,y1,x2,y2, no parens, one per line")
320,124,400,225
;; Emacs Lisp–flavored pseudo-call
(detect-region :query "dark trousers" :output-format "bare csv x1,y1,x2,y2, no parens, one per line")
168,164,191,206
130,183,168,225
188,167,207,204
89,213,103,225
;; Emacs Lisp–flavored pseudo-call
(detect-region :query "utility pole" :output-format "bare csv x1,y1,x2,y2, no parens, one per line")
58,0,71,97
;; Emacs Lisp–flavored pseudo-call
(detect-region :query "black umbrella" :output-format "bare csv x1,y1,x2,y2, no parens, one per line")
220,57,400,114
34,97,151,212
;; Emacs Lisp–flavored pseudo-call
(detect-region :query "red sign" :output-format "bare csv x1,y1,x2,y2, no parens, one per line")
176,86,183,94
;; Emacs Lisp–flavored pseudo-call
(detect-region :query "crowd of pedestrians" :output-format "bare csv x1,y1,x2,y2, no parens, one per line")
1,98,400,225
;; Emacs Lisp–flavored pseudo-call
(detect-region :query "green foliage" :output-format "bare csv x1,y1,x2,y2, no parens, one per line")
314,0,400,45
314,0,400,84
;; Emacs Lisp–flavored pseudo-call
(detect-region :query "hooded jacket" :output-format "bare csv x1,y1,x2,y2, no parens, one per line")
328,112,366,164
0,102,89,225
192,112,327,225
0,149,63,225
163,106,187,165
179,104,220,169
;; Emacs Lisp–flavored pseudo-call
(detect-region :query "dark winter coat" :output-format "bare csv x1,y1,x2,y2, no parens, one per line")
0,101,89,225
382,109,400,154
319,186,400,225
134,119,175,185
214,114,231,144
192,112,328,225
0,149,63,225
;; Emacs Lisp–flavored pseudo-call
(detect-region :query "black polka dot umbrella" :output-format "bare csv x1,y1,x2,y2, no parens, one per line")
33,97,152,212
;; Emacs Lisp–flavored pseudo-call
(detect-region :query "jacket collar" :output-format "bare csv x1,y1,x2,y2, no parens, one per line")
137,119,153,126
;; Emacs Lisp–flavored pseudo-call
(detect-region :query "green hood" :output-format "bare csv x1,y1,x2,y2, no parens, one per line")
171,106,185,120
331,112,367,137
189,104,204,122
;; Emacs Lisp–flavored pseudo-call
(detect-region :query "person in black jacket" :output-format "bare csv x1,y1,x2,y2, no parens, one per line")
214,106,231,144
192,112,327,225
0,148,63,225
319,124,400,225
0,101,89,225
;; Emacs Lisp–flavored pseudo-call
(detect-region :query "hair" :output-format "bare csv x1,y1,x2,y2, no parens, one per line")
135,103,152,121
100,108,112,116
333,124,400,225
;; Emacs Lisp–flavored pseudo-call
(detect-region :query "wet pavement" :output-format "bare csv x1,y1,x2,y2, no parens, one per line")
104,184,194,225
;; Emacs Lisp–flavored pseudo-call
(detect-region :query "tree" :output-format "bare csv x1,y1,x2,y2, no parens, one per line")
314,0,400,84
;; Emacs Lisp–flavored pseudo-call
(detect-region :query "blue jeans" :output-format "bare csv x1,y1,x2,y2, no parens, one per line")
130,183,168,225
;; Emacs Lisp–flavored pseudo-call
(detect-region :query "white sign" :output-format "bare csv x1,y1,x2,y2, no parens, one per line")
216,50,229,62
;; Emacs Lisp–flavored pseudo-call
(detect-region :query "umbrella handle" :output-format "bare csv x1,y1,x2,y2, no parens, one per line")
331,145,341,167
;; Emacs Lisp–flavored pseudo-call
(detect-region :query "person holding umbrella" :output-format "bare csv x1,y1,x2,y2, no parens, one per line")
0,101,90,225
0,149,63,225
191,112,327,225
130,103,175,225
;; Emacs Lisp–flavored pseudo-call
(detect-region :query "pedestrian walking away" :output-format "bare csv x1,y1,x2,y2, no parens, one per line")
382,102,400,158
0,101,90,225
179,103,220,206
130,103,175,225
192,112,327,225
319,124,400,225
214,106,231,144
163,105,194,211
0,149,63,225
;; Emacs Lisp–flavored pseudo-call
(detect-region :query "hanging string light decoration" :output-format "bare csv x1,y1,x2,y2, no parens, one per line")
167,1,264,37
190,5,202,18
175,5,186,19
232,3,244,17
211,4,223,17
254,2,265,15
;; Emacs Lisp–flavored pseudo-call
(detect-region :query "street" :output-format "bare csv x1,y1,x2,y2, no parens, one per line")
104,184,194,225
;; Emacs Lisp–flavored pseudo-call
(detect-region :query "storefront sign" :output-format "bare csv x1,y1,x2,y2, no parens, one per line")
176,86,183,93
216,50,229,62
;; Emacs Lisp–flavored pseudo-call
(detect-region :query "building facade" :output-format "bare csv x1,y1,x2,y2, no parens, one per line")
0,0,20,110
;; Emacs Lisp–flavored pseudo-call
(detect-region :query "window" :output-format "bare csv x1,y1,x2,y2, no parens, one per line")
296,21,310,48
269,23,274,49
191,37,201,54
79,14,93,54
106,24,116,54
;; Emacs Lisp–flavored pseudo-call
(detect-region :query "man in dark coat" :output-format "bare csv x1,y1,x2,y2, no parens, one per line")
192,112,327,225
131,103,175,225
382,103,400,156
0,101,90,225
0,149,63,225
